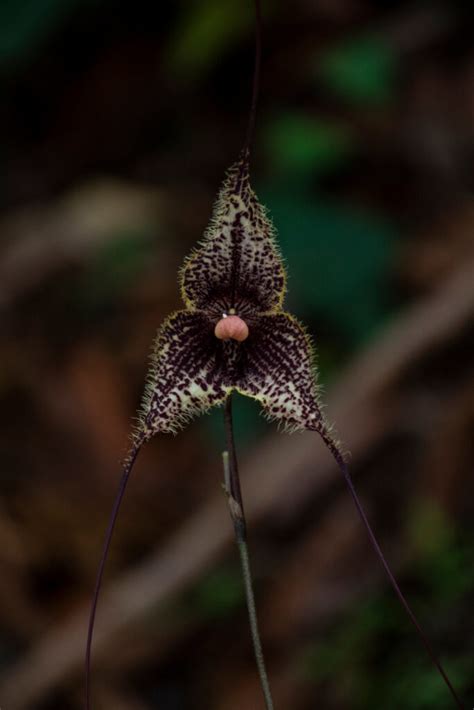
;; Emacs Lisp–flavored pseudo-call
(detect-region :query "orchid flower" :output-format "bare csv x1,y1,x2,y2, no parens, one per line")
137,152,330,442
85,1,465,708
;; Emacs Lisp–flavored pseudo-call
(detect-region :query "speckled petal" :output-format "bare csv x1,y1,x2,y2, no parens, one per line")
236,313,329,433
138,310,228,437
180,154,286,314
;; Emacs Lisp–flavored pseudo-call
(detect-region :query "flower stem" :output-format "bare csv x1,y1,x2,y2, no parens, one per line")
223,396,275,710
244,0,262,155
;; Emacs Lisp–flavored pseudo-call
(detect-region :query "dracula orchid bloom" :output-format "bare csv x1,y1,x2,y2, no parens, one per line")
137,151,332,443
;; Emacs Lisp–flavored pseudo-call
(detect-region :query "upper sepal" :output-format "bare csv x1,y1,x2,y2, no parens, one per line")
180,155,287,315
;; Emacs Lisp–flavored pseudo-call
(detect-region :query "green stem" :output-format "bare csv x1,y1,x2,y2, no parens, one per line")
237,536,274,710
222,396,275,710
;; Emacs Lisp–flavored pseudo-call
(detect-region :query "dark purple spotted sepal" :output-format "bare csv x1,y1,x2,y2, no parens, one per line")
138,310,228,437
236,313,332,435
180,155,286,315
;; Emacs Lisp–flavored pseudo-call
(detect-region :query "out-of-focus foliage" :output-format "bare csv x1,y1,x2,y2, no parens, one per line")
0,0,96,63
303,507,474,708
319,36,396,105
76,231,156,316
264,190,395,346
185,563,244,621
165,0,251,78
266,114,355,177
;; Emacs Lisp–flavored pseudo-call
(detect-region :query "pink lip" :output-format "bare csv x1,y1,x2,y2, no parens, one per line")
214,315,249,342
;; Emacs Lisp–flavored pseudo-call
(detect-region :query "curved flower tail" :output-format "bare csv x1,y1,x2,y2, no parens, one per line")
317,431,465,710
85,441,144,710
137,310,229,438
179,156,287,314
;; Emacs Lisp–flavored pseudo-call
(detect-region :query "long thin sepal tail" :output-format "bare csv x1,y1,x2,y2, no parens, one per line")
85,443,143,710
317,431,466,710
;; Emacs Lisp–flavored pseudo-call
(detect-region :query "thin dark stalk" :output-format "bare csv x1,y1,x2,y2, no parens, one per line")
233,0,263,304
85,442,143,710
244,0,262,156
223,396,274,710
224,396,246,540
320,433,465,710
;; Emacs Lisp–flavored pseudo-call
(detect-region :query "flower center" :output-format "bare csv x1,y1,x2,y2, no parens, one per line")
214,313,249,342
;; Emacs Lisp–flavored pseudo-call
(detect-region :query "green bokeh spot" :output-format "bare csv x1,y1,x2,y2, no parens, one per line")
409,502,474,605
261,188,396,346
187,564,243,621
205,390,272,451
77,230,155,315
319,36,396,104
166,0,249,78
266,114,355,177
0,0,97,64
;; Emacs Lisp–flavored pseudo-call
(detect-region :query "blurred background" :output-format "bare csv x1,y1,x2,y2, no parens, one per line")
0,0,473,708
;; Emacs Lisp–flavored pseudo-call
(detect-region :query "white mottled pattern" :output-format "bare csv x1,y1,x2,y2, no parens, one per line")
180,156,286,314
139,311,228,437
236,313,326,433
